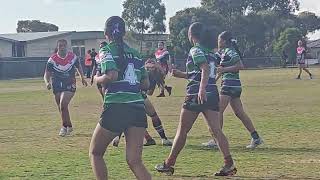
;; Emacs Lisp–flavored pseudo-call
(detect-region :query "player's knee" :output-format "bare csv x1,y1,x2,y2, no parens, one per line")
60,103,68,111
126,156,142,168
89,147,104,158
211,128,223,138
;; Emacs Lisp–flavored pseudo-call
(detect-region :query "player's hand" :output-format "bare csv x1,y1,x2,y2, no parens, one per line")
198,88,207,105
172,69,183,78
216,66,224,74
82,78,88,87
46,83,52,90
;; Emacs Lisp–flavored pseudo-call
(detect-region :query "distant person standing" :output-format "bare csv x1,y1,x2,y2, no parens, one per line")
154,42,172,97
296,40,312,79
85,50,92,78
90,48,98,73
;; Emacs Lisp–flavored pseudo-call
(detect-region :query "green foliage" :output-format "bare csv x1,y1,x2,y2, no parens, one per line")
273,28,302,62
169,8,224,56
16,20,59,33
122,0,166,34
169,0,319,57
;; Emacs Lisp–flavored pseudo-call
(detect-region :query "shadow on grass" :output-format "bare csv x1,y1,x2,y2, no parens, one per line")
158,175,320,180
185,145,320,153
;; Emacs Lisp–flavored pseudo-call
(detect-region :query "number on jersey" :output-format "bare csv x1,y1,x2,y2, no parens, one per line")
124,63,138,85
209,62,216,78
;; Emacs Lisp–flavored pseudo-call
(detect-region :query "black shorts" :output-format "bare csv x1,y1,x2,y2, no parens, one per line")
52,79,76,94
220,86,242,98
99,103,148,133
183,91,219,112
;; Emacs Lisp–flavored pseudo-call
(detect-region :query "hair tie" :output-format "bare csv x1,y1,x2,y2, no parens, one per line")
112,23,120,35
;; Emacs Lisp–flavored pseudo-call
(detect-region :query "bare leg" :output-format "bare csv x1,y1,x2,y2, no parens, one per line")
144,98,168,140
125,127,151,180
230,98,256,133
203,110,232,160
297,67,302,78
165,109,199,166
59,91,75,127
204,95,230,146
89,124,117,180
302,67,312,76
54,93,61,112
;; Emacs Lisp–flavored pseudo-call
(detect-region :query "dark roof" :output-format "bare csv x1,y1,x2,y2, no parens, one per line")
0,31,73,42
307,39,320,48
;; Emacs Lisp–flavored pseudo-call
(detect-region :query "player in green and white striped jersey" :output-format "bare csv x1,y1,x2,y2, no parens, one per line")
155,22,237,177
202,31,263,149
89,16,151,180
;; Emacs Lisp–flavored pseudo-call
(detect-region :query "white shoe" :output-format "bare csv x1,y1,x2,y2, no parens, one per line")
246,138,263,149
161,139,172,146
202,139,218,149
59,127,67,137
66,127,73,135
112,136,120,147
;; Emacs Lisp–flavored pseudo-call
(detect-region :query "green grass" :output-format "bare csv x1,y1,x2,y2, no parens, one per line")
1,68,320,180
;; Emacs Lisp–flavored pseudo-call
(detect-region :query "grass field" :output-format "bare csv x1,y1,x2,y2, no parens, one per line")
1,68,320,180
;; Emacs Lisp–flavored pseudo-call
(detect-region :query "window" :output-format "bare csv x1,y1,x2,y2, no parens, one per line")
71,40,85,57
12,42,26,57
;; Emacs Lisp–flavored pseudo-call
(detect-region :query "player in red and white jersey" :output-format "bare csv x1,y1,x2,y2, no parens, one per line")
296,40,312,79
154,42,173,97
44,39,87,137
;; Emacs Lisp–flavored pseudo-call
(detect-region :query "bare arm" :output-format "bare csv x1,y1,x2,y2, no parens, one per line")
218,61,243,74
44,69,51,85
140,73,150,91
198,63,210,104
199,63,210,91
172,69,188,79
95,70,118,86
76,62,88,86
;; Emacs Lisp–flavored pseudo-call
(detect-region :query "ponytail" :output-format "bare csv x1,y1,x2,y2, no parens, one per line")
231,40,243,60
104,16,127,79
219,31,243,60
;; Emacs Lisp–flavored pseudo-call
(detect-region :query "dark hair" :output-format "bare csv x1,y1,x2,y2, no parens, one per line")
189,22,215,49
219,31,243,60
100,41,107,49
104,16,126,78
87,50,91,54
57,39,67,45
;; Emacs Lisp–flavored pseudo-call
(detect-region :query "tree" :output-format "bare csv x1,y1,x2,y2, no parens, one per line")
17,20,59,33
273,28,302,63
169,7,224,56
122,0,166,34
296,11,320,36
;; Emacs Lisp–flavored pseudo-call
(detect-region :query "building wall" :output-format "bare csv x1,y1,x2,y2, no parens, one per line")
309,47,320,59
26,34,72,57
0,40,13,57
84,39,104,52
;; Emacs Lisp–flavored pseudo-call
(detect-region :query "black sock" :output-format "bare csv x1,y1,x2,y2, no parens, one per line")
150,112,167,139
251,131,260,140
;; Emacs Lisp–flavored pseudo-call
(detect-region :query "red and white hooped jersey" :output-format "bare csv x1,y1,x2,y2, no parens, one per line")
297,47,305,55
154,49,169,64
46,51,79,79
